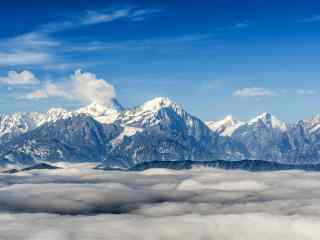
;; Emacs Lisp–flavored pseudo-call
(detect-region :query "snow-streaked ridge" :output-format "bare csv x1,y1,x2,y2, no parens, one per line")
77,99,124,124
206,115,244,136
248,112,287,131
141,97,177,112
303,115,320,134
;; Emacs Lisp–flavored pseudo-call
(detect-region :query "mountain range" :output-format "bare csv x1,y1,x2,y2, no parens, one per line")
1,97,320,169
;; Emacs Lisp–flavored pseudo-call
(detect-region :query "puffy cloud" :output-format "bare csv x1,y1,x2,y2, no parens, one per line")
23,69,116,104
233,87,275,97
0,70,39,85
1,167,320,239
24,81,69,100
71,69,116,104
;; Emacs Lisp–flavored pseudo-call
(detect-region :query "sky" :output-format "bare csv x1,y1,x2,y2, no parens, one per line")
1,0,320,122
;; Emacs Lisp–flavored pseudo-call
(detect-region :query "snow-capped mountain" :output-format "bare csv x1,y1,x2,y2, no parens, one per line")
106,97,248,167
77,98,124,124
247,112,288,132
117,97,210,137
0,112,45,143
0,97,247,167
0,99,123,144
206,115,244,136
3,97,320,168
1,114,122,166
230,113,292,161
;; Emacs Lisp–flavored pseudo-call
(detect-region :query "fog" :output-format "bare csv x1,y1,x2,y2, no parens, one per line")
1,166,320,239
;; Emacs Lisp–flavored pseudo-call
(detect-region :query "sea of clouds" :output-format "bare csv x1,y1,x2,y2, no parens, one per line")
1,166,320,239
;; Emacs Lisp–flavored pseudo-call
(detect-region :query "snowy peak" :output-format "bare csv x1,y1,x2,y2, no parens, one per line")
304,115,320,134
206,115,243,136
118,97,182,127
77,99,124,117
44,108,73,123
118,96,208,139
249,112,287,131
76,99,124,124
0,112,45,140
140,97,177,112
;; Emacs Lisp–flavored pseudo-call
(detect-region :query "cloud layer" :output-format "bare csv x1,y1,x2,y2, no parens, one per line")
1,167,320,239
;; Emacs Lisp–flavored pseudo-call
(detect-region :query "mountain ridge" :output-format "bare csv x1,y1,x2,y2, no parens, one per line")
1,97,320,168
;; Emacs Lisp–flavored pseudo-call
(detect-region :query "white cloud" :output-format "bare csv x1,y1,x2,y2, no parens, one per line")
233,87,275,97
1,168,320,239
40,7,162,33
0,70,39,85
24,81,69,100
0,51,52,66
71,69,116,104
0,32,60,50
82,8,133,25
68,34,212,53
297,89,317,96
23,69,116,104
82,7,161,25
0,7,160,67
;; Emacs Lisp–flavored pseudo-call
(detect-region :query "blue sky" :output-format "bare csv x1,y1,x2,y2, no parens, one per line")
1,0,320,122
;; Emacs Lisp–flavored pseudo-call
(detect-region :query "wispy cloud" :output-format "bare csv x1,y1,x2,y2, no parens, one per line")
82,7,161,25
0,51,52,66
298,15,320,23
217,22,249,31
68,34,213,52
233,87,275,97
0,6,162,67
38,7,162,33
0,32,60,50
296,89,317,96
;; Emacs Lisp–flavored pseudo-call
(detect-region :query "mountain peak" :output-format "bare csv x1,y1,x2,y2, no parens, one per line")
77,98,124,117
206,115,243,136
249,112,287,131
223,115,236,123
141,97,177,112
47,107,68,115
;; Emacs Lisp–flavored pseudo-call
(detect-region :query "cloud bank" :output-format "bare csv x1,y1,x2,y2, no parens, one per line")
1,167,320,239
